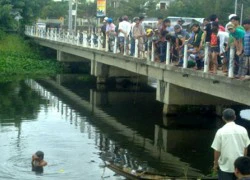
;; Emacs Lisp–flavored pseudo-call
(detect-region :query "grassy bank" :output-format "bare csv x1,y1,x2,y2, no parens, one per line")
0,31,61,78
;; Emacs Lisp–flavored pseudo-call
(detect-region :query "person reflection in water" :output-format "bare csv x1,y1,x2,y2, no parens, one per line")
31,151,47,173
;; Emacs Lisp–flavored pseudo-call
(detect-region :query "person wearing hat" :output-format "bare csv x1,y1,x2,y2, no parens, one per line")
174,24,190,66
228,23,245,78
106,18,116,52
242,19,250,80
132,17,145,58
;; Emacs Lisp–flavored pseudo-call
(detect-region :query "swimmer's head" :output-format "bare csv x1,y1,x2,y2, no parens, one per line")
35,151,44,160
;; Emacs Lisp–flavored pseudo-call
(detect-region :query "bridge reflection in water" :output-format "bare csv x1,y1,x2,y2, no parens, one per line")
25,78,213,178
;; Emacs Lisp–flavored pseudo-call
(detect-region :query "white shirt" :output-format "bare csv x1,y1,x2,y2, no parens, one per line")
118,20,131,37
106,23,116,33
211,122,250,172
218,31,229,53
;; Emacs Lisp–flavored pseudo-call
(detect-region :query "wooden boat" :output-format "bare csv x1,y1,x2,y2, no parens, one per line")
106,163,218,180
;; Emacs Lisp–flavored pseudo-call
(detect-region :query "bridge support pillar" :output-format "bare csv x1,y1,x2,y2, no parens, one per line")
57,50,89,62
156,81,234,116
91,61,147,84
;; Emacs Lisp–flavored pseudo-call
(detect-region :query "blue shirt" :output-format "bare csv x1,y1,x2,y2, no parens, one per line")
244,31,250,56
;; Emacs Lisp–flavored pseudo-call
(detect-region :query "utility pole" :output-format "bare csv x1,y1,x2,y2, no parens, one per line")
68,0,73,33
235,0,238,14
240,3,243,25
74,0,78,32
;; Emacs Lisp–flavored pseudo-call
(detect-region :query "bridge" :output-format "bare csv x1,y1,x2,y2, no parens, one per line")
25,26,250,115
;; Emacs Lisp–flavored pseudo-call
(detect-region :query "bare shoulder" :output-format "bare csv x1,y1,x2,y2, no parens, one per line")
41,160,48,166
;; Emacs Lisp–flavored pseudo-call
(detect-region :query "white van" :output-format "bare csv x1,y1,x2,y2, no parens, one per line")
36,23,46,30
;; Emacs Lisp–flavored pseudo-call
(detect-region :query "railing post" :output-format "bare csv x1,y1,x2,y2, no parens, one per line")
46,28,49,39
204,42,210,73
83,32,88,47
134,39,139,58
66,31,70,43
228,45,235,78
77,30,80,46
98,33,102,50
147,40,150,61
62,30,65,42
151,42,155,62
105,34,109,52
123,37,127,56
166,41,171,65
183,40,188,68
113,36,117,53
50,28,53,40
54,28,57,41
91,31,95,48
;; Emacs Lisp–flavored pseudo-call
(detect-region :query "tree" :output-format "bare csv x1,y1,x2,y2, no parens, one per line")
167,0,250,25
0,0,52,31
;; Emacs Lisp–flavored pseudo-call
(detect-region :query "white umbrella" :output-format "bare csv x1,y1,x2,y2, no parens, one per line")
240,109,250,121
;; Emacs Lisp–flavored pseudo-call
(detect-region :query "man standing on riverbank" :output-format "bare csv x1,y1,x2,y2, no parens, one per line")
211,108,250,180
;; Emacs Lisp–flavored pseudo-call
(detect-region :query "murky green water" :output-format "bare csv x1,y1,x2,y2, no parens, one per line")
0,76,249,180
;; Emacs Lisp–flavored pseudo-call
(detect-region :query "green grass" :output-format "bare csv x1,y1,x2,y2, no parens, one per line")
0,32,61,77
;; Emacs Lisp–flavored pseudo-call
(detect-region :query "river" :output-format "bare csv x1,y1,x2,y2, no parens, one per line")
0,75,249,180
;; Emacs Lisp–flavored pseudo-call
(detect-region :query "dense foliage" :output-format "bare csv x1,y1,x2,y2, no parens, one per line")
0,31,61,77
0,0,249,31
167,0,250,24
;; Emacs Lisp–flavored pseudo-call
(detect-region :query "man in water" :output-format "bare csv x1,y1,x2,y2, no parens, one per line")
32,151,47,173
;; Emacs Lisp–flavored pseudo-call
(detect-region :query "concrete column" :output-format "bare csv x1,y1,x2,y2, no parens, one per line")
156,81,234,115
57,50,62,61
91,61,148,84
57,51,89,62
91,61,109,84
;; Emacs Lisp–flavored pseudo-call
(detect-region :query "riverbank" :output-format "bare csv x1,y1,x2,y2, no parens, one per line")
0,31,61,80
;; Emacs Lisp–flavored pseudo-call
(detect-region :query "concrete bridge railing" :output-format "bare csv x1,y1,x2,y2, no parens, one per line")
25,26,236,78
24,26,250,114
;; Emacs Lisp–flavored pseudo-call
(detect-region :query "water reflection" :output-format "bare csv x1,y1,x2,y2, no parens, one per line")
1,78,248,179
0,81,46,124
27,79,204,177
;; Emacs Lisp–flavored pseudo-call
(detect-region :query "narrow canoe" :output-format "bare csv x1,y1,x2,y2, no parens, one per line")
107,163,218,180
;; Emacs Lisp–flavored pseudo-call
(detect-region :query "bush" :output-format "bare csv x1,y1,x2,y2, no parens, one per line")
0,34,62,76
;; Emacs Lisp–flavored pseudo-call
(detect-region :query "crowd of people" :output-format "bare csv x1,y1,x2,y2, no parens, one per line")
100,14,250,80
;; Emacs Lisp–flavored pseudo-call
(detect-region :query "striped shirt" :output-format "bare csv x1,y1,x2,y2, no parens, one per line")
244,31,250,56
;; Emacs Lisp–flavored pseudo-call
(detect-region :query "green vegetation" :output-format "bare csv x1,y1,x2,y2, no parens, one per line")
0,31,61,78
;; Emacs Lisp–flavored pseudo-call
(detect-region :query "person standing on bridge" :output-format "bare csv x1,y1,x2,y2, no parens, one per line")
118,15,131,54
211,108,250,180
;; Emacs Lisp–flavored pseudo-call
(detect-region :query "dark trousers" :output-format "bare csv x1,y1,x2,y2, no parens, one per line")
218,168,236,180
